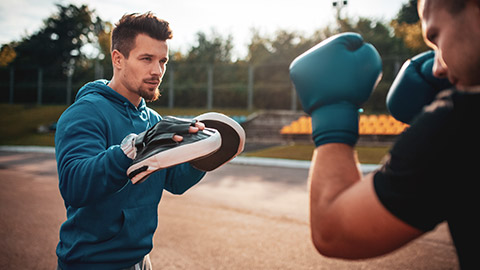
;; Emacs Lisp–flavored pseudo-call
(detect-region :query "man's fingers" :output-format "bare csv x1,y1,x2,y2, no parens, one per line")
196,121,205,130
188,121,205,133
174,121,205,141
173,135,183,142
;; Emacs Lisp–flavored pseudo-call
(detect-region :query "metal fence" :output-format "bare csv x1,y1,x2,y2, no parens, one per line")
0,56,404,111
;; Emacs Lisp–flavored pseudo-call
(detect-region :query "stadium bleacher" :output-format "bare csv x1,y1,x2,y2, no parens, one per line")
280,114,409,136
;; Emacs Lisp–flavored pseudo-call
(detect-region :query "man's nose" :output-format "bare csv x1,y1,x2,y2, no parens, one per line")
151,63,163,76
432,52,447,79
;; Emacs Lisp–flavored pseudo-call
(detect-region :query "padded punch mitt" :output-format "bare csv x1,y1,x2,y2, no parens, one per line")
127,116,222,184
190,112,246,171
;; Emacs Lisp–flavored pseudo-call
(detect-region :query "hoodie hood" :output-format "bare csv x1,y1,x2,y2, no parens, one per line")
76,79,146,111
75,79,152,128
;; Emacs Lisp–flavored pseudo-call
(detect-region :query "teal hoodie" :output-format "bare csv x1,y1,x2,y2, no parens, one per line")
55,80,205,269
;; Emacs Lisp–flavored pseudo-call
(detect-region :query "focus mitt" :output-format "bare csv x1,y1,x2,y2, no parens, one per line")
190,112,246,171
125,116,221,184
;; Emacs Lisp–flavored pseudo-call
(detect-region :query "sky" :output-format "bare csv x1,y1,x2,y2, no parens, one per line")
0,0,409,59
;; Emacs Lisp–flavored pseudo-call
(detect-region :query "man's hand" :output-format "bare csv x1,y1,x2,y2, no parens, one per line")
173,121,205,142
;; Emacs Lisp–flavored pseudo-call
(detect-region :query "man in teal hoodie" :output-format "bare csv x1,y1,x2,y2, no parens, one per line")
55,12,206,269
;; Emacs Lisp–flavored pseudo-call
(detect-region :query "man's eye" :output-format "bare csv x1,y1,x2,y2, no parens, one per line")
142,57,152,61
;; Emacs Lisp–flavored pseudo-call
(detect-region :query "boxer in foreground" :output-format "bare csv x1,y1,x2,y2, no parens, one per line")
55,12,244,270
290,0,480,268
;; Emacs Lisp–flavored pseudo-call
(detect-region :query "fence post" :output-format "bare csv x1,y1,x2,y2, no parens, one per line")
66,61,75,105
247,65,254,111
94,60,104,79
394,57,401,76
207,64,213,110
66,72,73,105
168,68,174,109
37,68,43,105
9,67,14,104
291,84,297,111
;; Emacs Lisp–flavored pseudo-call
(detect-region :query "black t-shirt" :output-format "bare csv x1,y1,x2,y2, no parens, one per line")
373,89,480,269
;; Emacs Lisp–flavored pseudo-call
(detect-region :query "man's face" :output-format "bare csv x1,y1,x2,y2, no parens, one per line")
421,1,480,88
121,33,169,102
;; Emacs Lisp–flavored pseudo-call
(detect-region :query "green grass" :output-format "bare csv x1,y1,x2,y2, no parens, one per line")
149,107,253,117
243,143,390,164
0,104,67,146
0,104,253,146
0,104,390,164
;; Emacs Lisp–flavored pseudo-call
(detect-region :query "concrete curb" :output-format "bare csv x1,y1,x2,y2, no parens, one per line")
0,145,381,173
231,156,381,173
0,145,56,154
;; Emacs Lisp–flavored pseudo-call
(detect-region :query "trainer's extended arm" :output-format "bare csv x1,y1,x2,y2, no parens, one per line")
290,33,422,258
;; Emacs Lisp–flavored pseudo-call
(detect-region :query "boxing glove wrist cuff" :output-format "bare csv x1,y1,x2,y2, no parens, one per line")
310,103,359,147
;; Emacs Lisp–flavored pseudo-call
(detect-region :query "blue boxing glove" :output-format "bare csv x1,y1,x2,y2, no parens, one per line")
289,32,382,147
386,50,452,124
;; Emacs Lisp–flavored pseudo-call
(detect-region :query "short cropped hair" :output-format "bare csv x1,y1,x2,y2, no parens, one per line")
419,0,480,17
111,12,173,58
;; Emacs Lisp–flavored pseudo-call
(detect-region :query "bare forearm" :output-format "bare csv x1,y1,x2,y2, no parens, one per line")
309,143,365,256
309,143,362,211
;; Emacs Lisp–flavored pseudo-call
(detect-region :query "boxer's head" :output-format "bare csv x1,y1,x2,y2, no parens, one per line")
418,0,480,88
110,12,172,104
111,12,172,58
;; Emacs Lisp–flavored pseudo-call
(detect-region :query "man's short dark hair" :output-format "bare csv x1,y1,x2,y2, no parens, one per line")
419,0,480,17
111,12,173,58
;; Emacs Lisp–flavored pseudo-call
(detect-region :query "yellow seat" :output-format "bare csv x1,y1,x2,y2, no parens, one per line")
281,114,409,136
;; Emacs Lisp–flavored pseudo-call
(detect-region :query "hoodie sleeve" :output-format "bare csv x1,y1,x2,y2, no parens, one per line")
163,163,206,195
55,100,131,208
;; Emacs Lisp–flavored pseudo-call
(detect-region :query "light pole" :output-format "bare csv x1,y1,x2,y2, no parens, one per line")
332,0,348,20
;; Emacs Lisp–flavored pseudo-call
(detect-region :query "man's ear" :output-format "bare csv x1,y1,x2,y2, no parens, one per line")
111,50,124,70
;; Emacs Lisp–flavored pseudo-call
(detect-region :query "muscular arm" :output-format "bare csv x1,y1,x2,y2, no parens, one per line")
309,143,423,259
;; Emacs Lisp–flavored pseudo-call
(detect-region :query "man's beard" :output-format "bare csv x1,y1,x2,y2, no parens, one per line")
139,87,161,102
139,79,162,102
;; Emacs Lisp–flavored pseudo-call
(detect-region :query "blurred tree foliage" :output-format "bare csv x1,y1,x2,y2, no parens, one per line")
1,1,426,111
2,4,110,103
390,0,430,54
11,4,104,71
0,45,16,67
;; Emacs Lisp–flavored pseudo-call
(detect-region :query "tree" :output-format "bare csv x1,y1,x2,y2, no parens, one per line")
12,4,99,72
185,30,234,64
391,20,428,54
391,0,429,54
396,0,419,24
4,3,110,104
0,45,16,67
